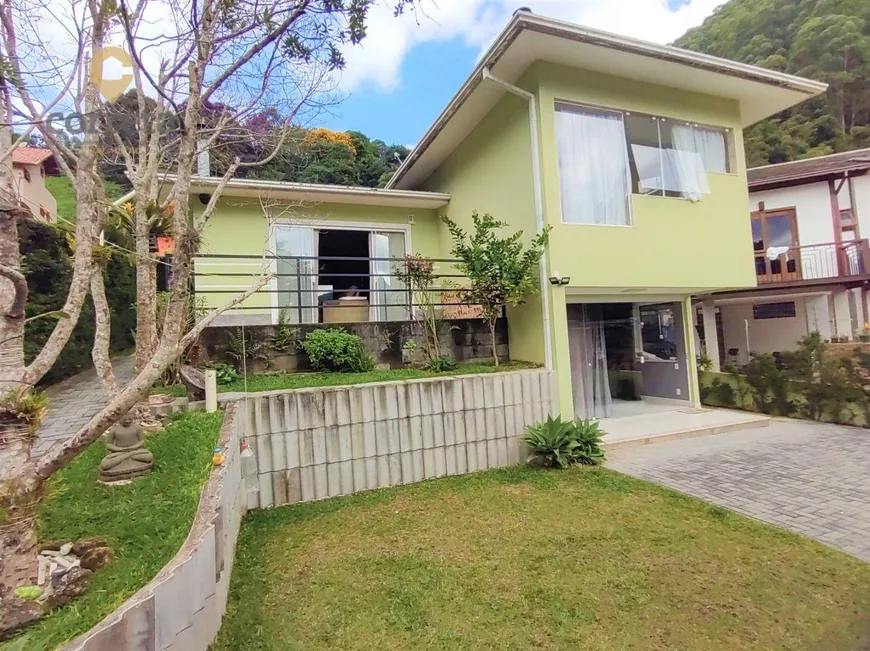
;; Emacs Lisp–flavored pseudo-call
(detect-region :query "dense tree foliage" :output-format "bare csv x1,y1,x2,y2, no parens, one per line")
247,127,409,187
99,92,409,189
675,0,870,166
20,220,135,385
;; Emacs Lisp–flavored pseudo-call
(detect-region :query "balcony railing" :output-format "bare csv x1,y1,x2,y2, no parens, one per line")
755,239,870,284
193,253,480,324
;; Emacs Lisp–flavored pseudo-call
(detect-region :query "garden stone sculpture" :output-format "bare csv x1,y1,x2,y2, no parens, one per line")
99,413,153,482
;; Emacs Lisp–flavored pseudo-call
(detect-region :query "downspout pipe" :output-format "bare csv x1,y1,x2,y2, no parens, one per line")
481,67,554,370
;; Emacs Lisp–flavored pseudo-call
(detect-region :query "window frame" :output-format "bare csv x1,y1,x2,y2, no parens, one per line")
752,301,797,320
553,102,634,228
552,99,737,227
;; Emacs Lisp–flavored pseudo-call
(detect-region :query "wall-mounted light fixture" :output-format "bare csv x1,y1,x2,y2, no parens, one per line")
548,272,570,286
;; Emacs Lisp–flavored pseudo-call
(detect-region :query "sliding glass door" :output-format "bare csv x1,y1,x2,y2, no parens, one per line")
275,225,318,324
369,231,408,322
274,224,409,324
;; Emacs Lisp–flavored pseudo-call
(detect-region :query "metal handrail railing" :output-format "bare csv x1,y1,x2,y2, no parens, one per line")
192,253,475,323
755,238,870,284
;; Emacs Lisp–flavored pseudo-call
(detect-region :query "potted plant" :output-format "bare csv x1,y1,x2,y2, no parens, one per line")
859,324,870,343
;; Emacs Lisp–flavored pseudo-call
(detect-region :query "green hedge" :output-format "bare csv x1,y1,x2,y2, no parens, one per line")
698,333,870,428
20,219,136,385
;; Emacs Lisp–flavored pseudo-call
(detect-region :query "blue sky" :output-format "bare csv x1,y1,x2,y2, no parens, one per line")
321,38,478,146
317,0,720,146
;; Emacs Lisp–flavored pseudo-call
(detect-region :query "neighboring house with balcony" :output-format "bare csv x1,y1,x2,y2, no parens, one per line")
10,147,59,221
695,149,870,370
185,10,824,422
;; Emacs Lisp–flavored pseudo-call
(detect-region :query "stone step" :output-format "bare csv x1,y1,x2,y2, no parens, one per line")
601,408,770,452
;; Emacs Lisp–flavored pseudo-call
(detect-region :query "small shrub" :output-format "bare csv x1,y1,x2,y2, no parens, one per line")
696,352,713,372
227,327,270,370
300,328,374,373
273,309,298,354
569,418,606,466
523,415,605,468
205,362,239,385
709,378,736,408
424,356,457,373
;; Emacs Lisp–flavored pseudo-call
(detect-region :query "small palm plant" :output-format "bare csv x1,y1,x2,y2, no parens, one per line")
523,415,605,468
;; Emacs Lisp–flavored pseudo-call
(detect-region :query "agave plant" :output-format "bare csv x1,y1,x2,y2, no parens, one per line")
522,415,606,468
569,418,605,466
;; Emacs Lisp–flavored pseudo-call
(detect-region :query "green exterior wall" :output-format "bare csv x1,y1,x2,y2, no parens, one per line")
527,62,756,417
194,199,442,317
533,61,755,293
421,92,547,365
421,62,757,418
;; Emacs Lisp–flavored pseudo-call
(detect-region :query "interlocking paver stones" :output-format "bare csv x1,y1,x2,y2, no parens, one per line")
607,419,870,562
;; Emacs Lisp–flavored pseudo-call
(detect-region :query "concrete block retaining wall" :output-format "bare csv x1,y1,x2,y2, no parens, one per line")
62,403,245,651
61,369,554,648
240,369,557,509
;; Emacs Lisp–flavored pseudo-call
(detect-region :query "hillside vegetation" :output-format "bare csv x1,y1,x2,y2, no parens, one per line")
676,0,870,166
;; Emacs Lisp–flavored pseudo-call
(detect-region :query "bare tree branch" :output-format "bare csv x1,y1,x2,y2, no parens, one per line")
35,272,273,480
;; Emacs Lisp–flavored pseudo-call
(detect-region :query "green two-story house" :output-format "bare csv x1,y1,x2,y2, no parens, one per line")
191,10,825,422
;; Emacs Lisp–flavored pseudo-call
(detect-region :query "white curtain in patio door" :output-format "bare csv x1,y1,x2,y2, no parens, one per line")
275,225,317,324
369,231,408,322
567,305,613,419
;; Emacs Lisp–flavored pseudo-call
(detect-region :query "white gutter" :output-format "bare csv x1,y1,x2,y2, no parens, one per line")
112,190,135,206
174,175,451,209
481,67,554,371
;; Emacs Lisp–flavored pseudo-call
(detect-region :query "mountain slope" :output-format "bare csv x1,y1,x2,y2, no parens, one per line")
675,0,870,166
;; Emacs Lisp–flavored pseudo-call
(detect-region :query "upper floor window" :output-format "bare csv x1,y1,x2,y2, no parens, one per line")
22,168,31,183
555,102,732,225
555,105,631,226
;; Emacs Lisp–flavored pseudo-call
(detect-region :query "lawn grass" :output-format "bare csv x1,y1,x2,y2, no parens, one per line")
44,176,126,225
149,384,187,397
219,360,539,394
214,466,870,651
44,176,77,224
1,411,223,651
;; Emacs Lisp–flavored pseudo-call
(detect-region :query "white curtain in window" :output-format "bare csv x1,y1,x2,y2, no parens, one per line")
670,126,712,201
369,232,407,322
274,225,317,324
556,107,630,225
691,126,728,173
673,124,728,173
567,305,613,420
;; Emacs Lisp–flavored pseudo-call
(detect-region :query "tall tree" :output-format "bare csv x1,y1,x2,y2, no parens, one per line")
675,0,870,165
0,0,417,635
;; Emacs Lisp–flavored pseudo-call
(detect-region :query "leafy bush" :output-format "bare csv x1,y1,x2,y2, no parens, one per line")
21,219,136,385
424,356,457,373
205,362,239,385
699,332,870,427
523,416,605,468
300,328,374,373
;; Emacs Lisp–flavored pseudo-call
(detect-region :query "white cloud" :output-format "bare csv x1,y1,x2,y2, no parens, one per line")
337,0,723,93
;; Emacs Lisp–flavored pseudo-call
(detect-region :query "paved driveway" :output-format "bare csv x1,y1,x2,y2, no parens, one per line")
607,419,870,562
34,356,135,458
